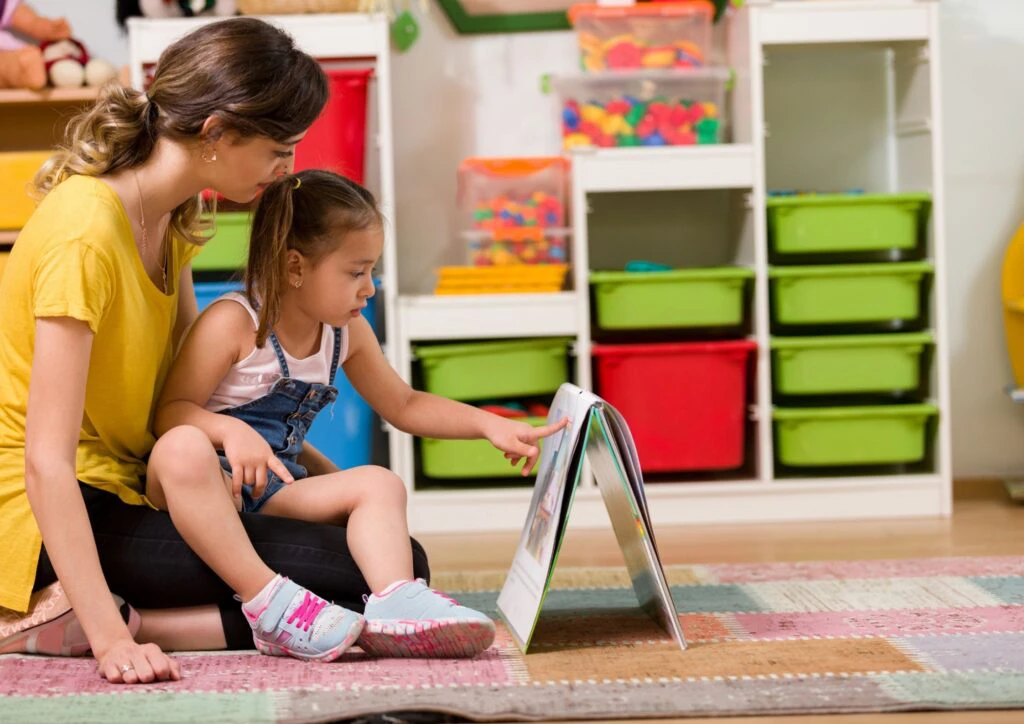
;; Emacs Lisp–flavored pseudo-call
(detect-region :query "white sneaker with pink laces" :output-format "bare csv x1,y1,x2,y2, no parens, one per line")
242,576,363,663
358,579,496,659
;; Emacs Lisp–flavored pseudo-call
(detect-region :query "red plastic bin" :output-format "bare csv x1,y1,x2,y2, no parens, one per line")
592,340,756,473
294,68,372,184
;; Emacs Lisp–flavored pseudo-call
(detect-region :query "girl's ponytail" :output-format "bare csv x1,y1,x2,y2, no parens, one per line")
246,175,297,346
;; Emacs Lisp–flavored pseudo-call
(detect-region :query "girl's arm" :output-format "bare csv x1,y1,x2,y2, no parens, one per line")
25,318,179,683
155,301,294,491
343,316,567,475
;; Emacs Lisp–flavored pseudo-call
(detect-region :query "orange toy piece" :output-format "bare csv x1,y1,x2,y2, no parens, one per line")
1002,222,1024,388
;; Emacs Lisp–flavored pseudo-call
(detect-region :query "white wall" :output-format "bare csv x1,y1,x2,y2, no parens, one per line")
31,0,127,66
939,0,1024,478
28,0,1024,478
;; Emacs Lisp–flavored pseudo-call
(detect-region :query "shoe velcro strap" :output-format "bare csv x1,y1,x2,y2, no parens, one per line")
258,579,301,635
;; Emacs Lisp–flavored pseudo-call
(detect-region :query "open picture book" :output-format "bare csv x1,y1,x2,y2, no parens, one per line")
496,383,687,654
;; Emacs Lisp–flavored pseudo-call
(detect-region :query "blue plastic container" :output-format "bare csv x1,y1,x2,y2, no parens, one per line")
191,280,377,469
193,280,243,311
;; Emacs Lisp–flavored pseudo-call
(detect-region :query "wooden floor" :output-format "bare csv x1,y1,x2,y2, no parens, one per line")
419,479,1024,724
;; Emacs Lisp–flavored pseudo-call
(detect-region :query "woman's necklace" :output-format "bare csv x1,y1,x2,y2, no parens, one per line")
134,170,168,294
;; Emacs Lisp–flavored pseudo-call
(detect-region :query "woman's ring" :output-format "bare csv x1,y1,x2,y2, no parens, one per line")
120,663,134,674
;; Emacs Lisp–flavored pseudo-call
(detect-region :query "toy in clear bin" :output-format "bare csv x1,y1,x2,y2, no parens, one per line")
473,192,564,230
554,68,728,149
458,157,570,234
465,228,570,267
568,1,715,72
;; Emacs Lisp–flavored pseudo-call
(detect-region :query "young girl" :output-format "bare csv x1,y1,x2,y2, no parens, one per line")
152,169,568,661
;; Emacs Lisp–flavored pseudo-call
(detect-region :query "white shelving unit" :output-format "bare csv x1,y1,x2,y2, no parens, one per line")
392,0,951,534
127,3,950,535
565,145,757,193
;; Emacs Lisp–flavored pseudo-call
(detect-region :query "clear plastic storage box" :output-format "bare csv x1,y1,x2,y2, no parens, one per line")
568,1,715,72
554,68,729,149
458,157,569,233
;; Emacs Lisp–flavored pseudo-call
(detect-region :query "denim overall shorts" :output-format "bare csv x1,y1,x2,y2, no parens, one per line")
216,326,343,513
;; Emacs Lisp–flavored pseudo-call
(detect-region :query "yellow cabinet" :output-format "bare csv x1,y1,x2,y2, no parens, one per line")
0,151,51,230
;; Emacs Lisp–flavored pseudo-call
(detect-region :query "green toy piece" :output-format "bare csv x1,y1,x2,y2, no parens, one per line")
715,0,745,22
391,10,420,52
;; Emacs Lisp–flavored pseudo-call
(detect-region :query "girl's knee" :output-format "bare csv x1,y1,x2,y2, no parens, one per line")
365,466,407,506
150,425,218,486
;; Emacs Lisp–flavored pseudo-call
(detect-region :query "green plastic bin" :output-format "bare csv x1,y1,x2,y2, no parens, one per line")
770,262,932,326
590,267,754,330
421,416,546,479
773,404,938,467
415,338,571,401
772,333,932,395
192,212,251,271
767,193,931,255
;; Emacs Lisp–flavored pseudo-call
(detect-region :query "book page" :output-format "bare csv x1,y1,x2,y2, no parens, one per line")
587,407,687,651
497,383,593,651
600,403,656,555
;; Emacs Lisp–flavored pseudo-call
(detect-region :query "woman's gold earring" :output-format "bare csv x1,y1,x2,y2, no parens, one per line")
293,279,302,289
202,146,217,163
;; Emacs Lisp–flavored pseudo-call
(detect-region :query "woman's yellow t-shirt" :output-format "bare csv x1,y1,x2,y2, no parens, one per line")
0,174,200,612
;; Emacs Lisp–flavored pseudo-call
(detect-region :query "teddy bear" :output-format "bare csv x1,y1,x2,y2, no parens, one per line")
0,0,70,89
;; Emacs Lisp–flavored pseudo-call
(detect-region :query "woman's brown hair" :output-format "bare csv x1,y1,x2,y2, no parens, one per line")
34,17,328,245
247,169,383,346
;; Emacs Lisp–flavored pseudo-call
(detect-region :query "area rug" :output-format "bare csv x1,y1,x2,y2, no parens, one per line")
3,555,1024,723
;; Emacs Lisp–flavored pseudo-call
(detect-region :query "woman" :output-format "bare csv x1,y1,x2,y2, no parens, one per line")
0,16,429,684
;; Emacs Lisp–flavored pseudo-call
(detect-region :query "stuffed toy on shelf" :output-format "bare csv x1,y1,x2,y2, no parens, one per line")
0,0,70,89
40,37,118,89
0,0,118,91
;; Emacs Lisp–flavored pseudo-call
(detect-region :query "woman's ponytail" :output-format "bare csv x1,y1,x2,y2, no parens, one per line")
33,82,156,198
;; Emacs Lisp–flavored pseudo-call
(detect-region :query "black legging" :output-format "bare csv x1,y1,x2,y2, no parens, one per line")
33,483,430,649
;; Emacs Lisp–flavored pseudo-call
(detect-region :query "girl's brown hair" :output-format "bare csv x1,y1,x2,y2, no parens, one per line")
246,169,383,345
33,17,328,245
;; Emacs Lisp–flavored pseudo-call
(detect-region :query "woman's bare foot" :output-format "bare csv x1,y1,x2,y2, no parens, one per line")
0,47,47,90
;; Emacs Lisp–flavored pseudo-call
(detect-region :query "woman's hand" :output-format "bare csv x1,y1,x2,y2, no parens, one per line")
221,423,294,499
95,636,181,685
484,416,570,476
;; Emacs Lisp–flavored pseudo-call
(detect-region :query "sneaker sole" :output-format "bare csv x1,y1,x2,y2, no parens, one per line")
358,618,496,658
253,616,365,663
